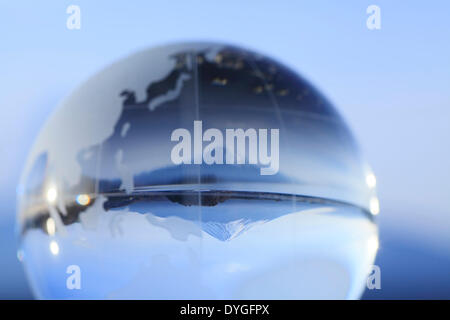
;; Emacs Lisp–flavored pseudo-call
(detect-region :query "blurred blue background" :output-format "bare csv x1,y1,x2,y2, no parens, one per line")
1,0,449,299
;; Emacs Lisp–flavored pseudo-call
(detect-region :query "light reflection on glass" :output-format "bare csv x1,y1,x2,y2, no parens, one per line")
370,197,380,215
76,194,91,206
366,173,377,189
46,217,56,236
49,240,59,256
46,187,57,204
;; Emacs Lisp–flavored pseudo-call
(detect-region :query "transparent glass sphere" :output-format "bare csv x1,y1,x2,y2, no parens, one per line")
17,42,378,299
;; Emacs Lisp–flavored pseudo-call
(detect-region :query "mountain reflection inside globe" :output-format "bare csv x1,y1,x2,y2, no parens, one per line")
17,42,378,299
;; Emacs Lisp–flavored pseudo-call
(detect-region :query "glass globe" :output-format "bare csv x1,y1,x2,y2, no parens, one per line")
17,42,378,299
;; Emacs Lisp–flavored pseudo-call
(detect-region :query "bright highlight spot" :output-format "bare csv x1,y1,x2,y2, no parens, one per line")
46,218,56,236
49,241,59,255
366,173,377,188
46,187,58,204
367,236,379,256
76,194,91,206
370,197,380,215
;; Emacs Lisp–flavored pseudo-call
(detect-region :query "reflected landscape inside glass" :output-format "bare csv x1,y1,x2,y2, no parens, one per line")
21,192,377,299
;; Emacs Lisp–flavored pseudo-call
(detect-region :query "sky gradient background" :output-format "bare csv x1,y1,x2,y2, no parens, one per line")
0,1,449,298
